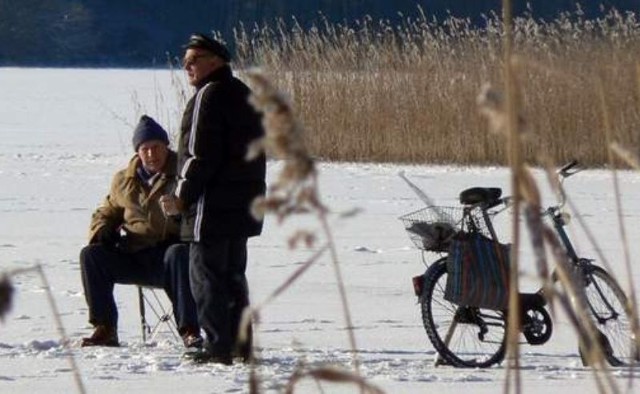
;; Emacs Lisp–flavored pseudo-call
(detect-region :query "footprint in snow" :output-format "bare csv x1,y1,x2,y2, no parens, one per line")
354,246,381,253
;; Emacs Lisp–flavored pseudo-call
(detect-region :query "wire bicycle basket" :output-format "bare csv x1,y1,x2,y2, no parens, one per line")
400,205,496,252
399,206,463,252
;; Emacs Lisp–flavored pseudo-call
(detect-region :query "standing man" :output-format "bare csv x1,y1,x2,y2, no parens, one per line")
160,33,266,365
80,115,201,349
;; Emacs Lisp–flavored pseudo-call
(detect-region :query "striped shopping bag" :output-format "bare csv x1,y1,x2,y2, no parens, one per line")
444,232,510,310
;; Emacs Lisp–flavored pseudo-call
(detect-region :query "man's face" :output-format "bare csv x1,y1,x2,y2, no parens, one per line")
137,140,169,174
183,48,220,87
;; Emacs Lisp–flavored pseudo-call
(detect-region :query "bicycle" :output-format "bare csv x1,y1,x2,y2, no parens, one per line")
399,161,637,368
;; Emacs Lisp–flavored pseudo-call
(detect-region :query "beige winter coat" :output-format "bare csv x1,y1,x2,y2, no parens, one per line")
88,151,180,252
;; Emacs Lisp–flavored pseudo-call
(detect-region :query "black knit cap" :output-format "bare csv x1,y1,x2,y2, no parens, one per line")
132,115,169,151
183,33,231,62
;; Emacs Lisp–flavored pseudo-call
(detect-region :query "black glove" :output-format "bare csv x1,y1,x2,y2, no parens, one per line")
92,226,121,249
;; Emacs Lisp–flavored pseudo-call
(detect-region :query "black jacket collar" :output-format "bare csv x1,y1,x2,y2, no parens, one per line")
196,64,232,89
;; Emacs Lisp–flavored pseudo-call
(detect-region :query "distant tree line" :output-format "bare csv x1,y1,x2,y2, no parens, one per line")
0,0,638,67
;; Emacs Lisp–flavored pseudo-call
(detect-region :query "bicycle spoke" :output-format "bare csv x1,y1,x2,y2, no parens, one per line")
421,260,506,367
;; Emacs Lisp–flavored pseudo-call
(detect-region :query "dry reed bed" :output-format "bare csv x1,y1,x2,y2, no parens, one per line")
235,8,640,166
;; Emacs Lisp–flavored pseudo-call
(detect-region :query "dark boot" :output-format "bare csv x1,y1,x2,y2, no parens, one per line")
232,321,253,363
81,325,119,347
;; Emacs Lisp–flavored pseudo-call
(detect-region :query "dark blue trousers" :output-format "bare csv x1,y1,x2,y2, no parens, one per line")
190,238,249,356
80,243,198,332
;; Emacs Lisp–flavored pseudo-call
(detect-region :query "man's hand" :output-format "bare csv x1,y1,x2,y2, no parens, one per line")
91,226,121,249
160,194,184,216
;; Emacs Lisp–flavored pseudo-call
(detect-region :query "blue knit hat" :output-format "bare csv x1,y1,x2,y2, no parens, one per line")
132,115,169,151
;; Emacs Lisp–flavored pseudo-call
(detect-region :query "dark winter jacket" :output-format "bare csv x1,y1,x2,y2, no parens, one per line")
88,151,180,252
175,64,266,242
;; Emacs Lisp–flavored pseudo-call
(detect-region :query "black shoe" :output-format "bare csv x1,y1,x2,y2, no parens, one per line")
232,338,252,364
232,346,252,364
81,325,119,347
183,350,232,366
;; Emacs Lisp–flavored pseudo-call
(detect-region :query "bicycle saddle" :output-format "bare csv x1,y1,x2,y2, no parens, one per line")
459,187,502,206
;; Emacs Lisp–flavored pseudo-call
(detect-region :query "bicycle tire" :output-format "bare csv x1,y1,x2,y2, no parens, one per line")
582,265,638,366
421,258,507,368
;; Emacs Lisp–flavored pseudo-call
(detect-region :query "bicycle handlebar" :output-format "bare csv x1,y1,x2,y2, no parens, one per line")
487,161,580,215
559,160,581,179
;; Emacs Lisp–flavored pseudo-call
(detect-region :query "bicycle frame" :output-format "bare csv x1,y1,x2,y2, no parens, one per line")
545,206,579,262
466,160,582,264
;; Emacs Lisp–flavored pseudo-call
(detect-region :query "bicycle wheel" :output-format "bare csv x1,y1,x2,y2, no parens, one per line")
582,265,637,366
421,258,507,368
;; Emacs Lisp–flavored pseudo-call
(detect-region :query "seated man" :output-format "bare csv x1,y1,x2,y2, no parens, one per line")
79,115,201,348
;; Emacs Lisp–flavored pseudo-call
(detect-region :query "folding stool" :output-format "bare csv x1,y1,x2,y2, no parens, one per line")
137,286,180,343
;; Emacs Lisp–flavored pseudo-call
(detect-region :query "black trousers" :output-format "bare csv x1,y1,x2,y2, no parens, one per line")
80,243,198,332
189,238,249,355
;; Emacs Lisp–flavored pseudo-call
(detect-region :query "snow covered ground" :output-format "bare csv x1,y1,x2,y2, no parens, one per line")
0,68,639,393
